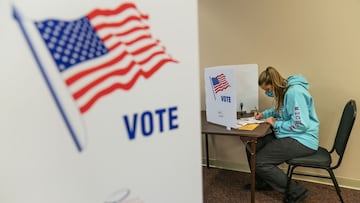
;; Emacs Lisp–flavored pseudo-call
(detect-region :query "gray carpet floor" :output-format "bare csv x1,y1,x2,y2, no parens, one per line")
203,167,360,203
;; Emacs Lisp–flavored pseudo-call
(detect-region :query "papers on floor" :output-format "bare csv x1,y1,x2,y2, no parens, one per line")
236,117,265,130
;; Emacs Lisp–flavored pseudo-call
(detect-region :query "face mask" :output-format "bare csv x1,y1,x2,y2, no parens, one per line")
265,90,274,97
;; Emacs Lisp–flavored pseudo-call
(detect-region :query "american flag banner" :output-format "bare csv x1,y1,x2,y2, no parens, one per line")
13,3,177,152
35,3,177,114
211,73,230,93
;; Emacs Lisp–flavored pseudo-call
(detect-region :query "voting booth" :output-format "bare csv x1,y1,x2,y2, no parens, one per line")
0,1,202,202
205,64,259,129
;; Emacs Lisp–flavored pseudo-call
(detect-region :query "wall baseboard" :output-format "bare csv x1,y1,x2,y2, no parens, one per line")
202,159,360,191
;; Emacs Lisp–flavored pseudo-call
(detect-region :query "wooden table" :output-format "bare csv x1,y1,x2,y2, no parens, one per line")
201,111,272,203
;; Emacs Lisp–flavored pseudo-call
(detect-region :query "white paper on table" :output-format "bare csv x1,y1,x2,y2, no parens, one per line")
237,117,265,127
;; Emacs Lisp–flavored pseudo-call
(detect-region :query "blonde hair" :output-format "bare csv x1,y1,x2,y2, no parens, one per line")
258,66,288,112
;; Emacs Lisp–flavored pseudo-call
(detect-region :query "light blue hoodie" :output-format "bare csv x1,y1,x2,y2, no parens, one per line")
261,75,319,150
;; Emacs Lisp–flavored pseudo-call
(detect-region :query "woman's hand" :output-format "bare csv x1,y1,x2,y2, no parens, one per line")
265,117,276,126
254,112,263,120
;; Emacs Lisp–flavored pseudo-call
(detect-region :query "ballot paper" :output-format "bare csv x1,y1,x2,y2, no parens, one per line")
237,117,265,127
236,117,265,130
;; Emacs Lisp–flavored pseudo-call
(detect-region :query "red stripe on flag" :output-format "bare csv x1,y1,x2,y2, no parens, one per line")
72,50,171,100
87,3,148,20
79,58,177,113
65,51,128,85
72,61,136,100
93,15,148,31
101,26,150,42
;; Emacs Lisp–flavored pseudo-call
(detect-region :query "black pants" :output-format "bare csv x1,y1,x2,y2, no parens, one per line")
246,133,316,197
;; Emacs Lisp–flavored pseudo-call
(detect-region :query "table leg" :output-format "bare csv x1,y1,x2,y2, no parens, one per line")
250,140,257,203
205,133,209,168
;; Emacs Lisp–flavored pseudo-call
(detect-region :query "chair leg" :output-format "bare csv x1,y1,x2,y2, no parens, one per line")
286,164,292,177
327,169,344,203
285,165,296,199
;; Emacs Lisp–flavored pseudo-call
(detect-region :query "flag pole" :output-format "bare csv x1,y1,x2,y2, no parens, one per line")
12,5,83,152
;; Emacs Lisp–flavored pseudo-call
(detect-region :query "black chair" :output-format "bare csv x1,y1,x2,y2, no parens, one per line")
285,99,357,203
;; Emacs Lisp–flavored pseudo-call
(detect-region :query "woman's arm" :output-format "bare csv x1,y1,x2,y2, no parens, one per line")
273,91,310,134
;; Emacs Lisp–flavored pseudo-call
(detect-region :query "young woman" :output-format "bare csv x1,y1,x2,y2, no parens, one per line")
247,66,319,203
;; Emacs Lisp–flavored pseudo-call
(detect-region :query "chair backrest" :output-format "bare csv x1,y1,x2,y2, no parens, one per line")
331,99,357,168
